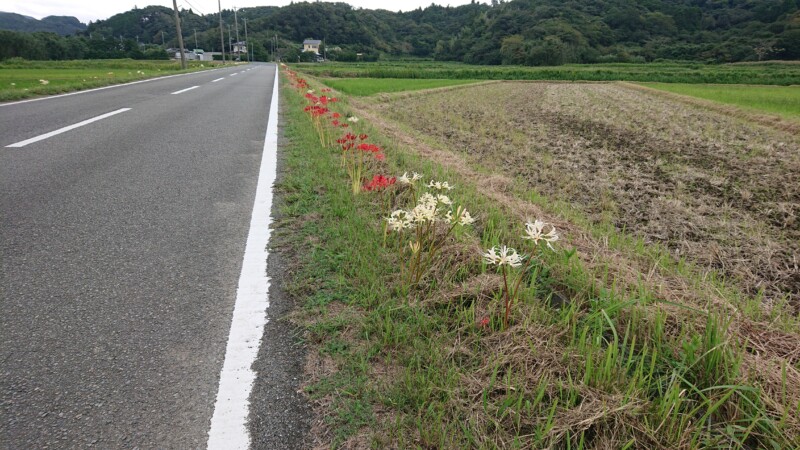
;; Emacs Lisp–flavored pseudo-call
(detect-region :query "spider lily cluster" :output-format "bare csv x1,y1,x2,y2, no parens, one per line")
286,67,389,195
483,221,559,329
283,65,562,330
385,177,475,286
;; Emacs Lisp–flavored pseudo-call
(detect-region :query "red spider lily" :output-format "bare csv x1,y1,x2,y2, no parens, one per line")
478,317,490,328
363,174,397,191
341,123,349,128
321,88,332,93
332,112,341,119
304,105,329,118
329,97,339,103
332,120,340,126
357,143,382,153
375,153,386,161
358,134,368,141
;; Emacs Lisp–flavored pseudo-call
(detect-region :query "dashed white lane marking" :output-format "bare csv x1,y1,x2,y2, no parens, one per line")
206,64,279,450
230,73,238,77
171,85,200,95
6,108,131,148
212,78,225,83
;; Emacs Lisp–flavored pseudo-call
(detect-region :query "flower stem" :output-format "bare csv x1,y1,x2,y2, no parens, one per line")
502,265,511,330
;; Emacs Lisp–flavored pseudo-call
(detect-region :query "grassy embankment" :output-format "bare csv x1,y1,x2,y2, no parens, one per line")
277,67,800,448
0,58,226,101
298,60,800,85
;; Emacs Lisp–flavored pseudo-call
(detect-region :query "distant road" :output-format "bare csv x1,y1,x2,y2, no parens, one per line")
1,63,290,448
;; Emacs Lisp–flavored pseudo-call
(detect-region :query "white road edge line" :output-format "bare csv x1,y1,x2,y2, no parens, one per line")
6,108,131,148
171,85,200,95
230,73,238,77
212,78,225,83
0,68,226,108
207,64,279,450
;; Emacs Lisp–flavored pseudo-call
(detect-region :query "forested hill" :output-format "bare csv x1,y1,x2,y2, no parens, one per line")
4,1,800,63
0,12,86,35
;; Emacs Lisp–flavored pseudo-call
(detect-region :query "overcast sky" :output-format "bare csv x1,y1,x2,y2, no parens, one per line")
5,0,487,23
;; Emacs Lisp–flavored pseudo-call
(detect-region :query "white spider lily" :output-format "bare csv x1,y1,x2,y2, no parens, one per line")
410,202,437,223
428,180,454,191
483,246,524,268
522,220,559,249
437,194,453,206
386,210,412,231
347,116,359,123
445,206,475,226
398,172,423,184
458,208,475,226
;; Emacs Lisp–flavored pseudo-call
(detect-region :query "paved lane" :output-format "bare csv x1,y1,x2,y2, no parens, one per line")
1,64,276,448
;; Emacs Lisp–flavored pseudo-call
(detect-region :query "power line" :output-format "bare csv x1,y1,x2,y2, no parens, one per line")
181,0,206,16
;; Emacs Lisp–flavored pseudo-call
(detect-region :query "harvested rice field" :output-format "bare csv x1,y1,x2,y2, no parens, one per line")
367,81,800,308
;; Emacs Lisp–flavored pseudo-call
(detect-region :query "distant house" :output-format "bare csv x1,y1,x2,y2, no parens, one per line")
233,41,247,56
303,39,321,54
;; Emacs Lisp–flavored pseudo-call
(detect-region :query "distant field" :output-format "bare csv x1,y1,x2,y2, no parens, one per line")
321,77,480,96
0,59,221,101
296,61,800,85
642,82,800,119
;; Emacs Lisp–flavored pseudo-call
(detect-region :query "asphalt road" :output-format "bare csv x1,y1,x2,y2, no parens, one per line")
1,63,306,448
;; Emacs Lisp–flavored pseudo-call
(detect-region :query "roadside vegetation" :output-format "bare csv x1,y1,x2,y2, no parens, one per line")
277,65,800,449
0,58,223,101
296,61,800,86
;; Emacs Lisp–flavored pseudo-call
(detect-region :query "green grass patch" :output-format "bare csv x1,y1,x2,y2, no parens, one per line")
321,77,480,96
0,58,222,101
294,60,800,85
641,82,800,119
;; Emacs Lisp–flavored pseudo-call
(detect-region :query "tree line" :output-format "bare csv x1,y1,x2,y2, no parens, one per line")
1,0,798,63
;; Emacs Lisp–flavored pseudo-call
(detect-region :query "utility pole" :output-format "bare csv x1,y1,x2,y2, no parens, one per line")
161,30,165,47
194,29,198,50
218,0,225,64
234,7,240,42
172,0,186,69
227,24,232,57
243,18,249,62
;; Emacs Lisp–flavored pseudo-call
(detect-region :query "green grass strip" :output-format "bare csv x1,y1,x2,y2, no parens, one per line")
321,78,480,96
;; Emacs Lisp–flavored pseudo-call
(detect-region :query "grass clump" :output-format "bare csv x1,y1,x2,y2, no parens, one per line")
277,66,800,448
